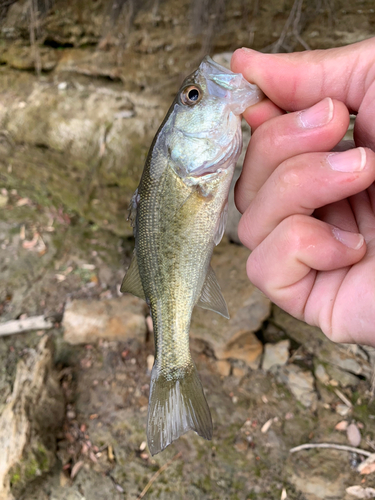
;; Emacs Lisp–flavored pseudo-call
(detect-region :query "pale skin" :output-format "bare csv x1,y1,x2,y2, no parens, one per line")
230,37,375,346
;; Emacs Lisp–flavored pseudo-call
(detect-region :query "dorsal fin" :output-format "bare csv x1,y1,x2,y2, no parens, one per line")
120,252,146,300
196,265,229,318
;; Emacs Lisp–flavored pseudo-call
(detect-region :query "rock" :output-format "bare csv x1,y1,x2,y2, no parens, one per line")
314,364,330,385
216,360,231,377
63,296,148,345
273,306,372,379
220,330,263,369
0,336,64,500
336,404,351,416
0,73,165,237
191,238,271,361
324,363,360,388
346,486,375,499
278,365,317,408
347,423,361,447
290,470,348,500
232,366,247,379
262,340,290,371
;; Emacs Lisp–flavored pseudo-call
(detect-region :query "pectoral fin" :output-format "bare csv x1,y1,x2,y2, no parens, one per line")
214,201,228,246
196,265,229,318
120,252,146,300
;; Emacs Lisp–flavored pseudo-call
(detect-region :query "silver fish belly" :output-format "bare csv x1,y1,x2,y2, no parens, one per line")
121,56,262,455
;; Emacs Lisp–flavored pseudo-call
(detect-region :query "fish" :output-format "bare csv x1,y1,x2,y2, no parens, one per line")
121,56,262,455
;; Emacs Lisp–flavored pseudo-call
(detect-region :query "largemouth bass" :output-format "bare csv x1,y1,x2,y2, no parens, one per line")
121,56,262,455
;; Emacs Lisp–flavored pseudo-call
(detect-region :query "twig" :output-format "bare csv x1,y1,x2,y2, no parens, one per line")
0,315,54,337
290,443,373,457
334,388,353,408
136,452,182,499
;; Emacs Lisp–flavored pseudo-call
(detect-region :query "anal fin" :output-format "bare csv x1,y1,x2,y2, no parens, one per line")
196,265,229,319
120,252,146,300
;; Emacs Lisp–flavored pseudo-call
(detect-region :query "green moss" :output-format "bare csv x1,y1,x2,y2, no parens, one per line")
8,444,52,496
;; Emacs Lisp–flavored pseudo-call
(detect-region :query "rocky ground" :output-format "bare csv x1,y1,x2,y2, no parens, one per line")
1,0,375,499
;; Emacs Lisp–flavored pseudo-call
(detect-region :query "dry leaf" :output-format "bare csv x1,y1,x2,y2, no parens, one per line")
358,454,375,474
335,420,348,431
70,460,84,479
360,463,375,476
261,418,273,433
16,197,31,207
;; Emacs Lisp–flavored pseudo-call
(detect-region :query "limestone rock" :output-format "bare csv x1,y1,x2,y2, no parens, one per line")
220,330,263,369
0,336,64,500
314,364,330,385
262,340,290,371
279,364,317,408
216,360,231,377
0,73,164,237
63,295,148,345
273,306,372,379
190,238,271,361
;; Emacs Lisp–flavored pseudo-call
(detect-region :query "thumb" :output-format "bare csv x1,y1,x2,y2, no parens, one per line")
231,38,375,149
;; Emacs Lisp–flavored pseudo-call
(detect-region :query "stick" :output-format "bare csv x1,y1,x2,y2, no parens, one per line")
136,452,182,499
290,443,373,457
0,315,54,337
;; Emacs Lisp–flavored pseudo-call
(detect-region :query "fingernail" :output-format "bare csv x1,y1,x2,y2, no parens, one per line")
298,97,333,128
332,227,364,250
327,147,366,172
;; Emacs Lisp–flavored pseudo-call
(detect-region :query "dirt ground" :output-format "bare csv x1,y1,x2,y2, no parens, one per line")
1,0,375,499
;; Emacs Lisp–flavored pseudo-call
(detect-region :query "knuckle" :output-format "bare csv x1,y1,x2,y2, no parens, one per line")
283,214,312,252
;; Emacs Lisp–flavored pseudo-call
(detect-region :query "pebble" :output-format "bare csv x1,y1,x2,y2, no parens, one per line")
279,365,317,408
262,340,290,371
347,423,361,447
232,366,247,379
216,360,231,377
314,364,330,384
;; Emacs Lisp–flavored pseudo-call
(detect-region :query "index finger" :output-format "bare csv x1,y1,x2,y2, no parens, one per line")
231,38,375,149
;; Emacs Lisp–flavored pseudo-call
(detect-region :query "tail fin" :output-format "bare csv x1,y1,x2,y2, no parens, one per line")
147,364,213,455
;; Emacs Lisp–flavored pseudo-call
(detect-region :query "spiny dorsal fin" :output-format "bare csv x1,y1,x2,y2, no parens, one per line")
214,201,228,246
196,265,229,318
147,363,212,455
120,252,146,300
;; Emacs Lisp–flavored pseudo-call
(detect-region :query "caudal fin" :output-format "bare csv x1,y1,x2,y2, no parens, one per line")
147,364,213,455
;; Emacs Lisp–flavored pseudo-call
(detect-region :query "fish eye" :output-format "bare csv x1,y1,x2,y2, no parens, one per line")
180,85,202,106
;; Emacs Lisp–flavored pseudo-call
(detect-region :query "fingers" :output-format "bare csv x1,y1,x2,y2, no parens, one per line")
238,147,375,250
242,98,284,131
246,214,366,321
231,38,375,149
235,98,350,213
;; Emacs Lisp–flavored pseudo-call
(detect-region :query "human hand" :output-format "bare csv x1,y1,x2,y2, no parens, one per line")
231,38,375,345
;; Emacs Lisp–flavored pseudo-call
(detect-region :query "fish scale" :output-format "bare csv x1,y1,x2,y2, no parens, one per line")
121,56,263,455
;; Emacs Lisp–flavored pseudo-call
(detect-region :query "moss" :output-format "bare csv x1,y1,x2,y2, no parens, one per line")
8,444,52,497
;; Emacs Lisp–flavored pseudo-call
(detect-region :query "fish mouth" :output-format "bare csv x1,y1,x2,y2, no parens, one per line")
199,55,263,114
